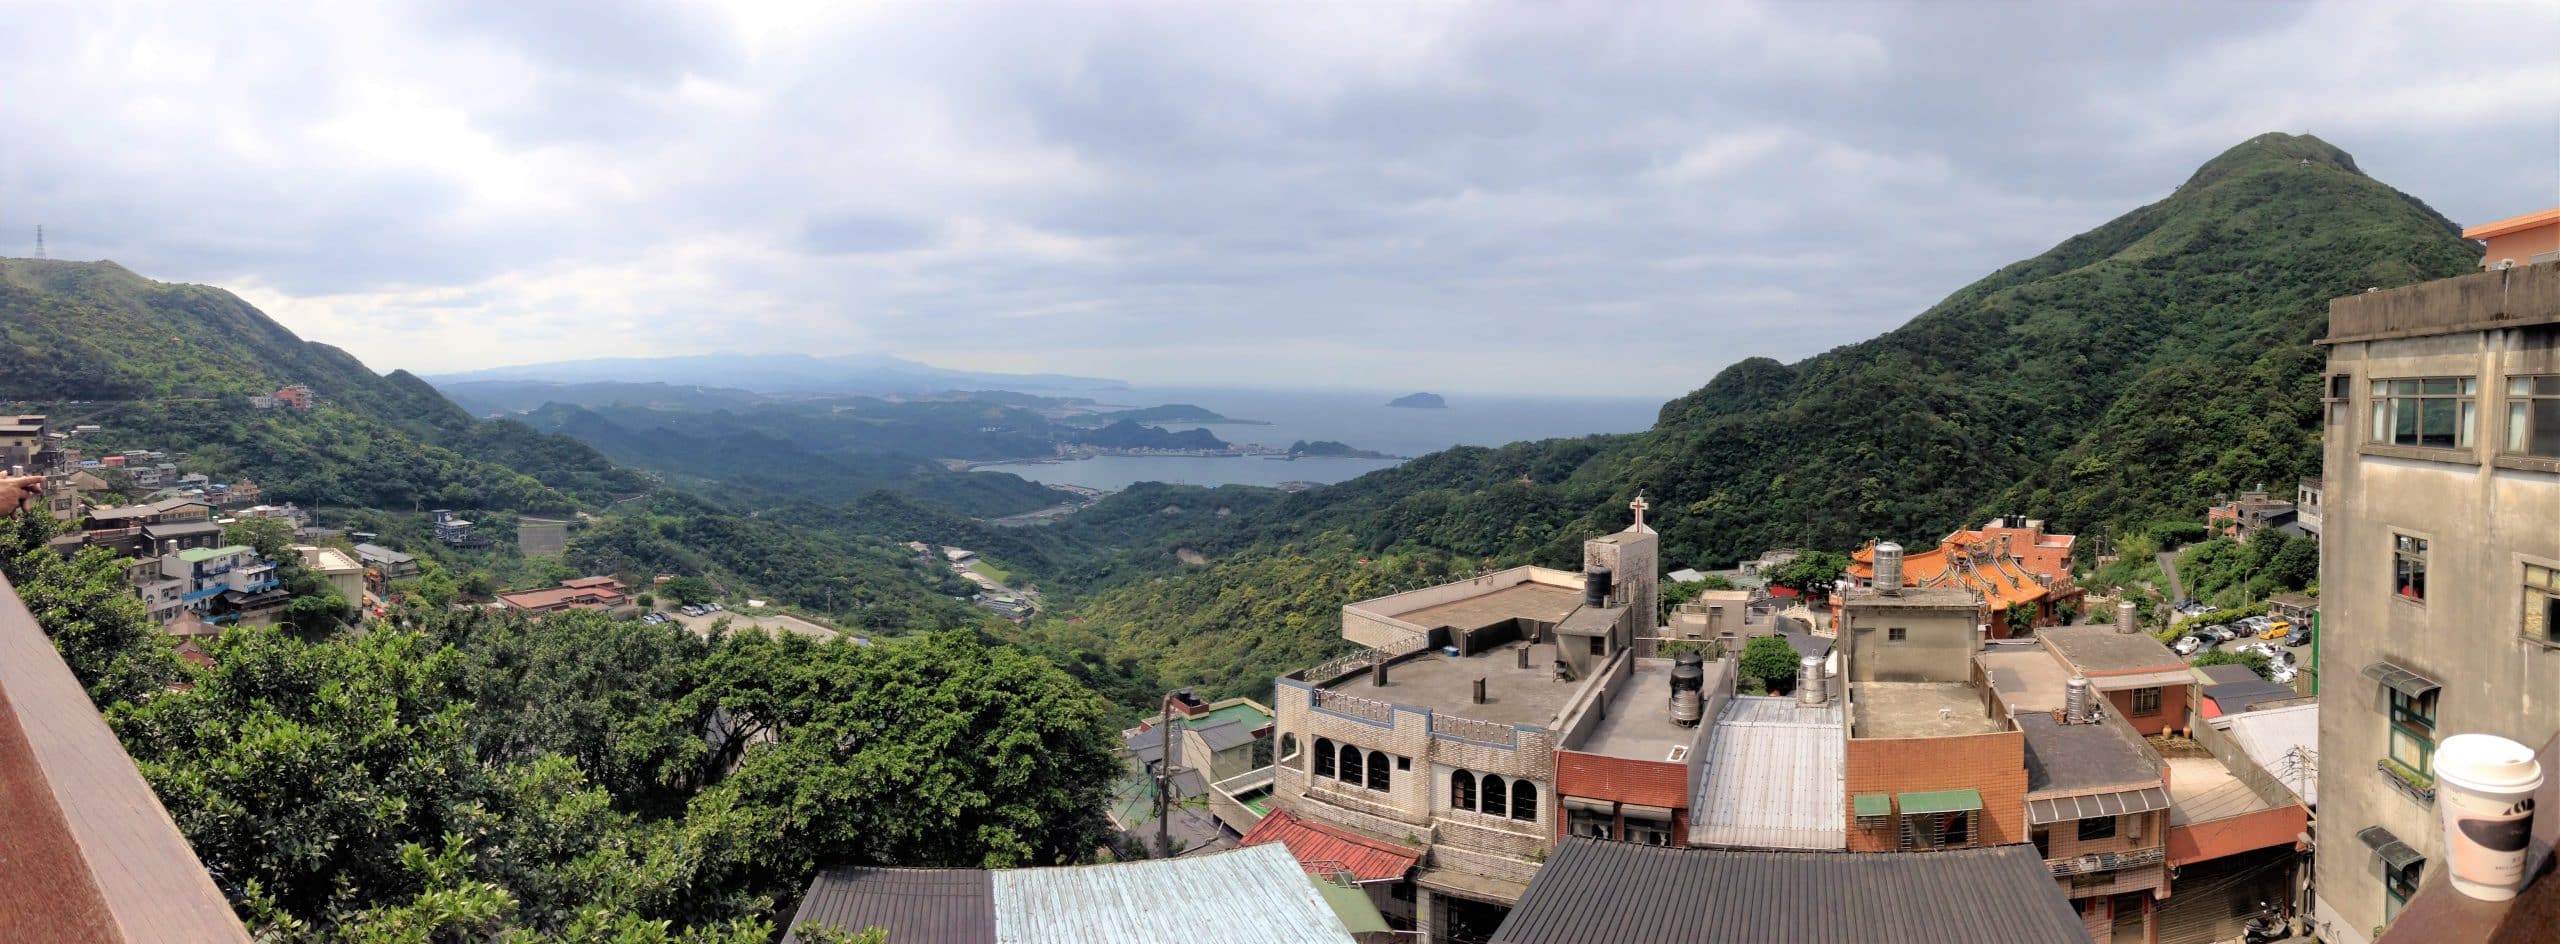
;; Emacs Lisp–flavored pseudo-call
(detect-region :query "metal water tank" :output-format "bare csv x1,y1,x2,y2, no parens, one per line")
2116,599,2139,634
1584,565,1614,608
2065,675,2091,724
1873,542,1904,594
1797,655,1827,706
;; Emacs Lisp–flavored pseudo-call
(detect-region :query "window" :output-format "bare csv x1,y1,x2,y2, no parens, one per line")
2131,687,2162,717
1939,810,1972,846
1482,775,1508,816
1587,635,1605,657
1624,813,1672,846
1450,770,1477,812
2385,859,2423,921
1510,781,1538,821
1887,627,1907,643
1366,750,1391,791
1568,804,1614,839
1314,738,1334,778
2506,376,2560,457
2395,535,2428,602
2389,688,2438,780
2032,827,2051,859
1278,733,1299,762
2328,374,2352,400
1397,756,1411,770
2528,564,2560,646
2370,378,2477,449
2078,816,2118,842
1338,743,1363,785
1902,812,1978,850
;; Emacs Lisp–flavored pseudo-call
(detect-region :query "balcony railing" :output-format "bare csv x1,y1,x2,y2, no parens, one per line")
2047,845,2166,877
1430,711,1524,747
1309,687,1396,725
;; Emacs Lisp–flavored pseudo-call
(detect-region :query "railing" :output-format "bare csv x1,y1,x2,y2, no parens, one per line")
2046,845,2166,877
1309,687,1396,725
1431,711,1524,747
1303,631,1431,684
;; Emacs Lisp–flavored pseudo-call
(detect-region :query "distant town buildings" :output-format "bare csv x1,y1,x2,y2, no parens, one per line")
250,384,315,410
2311,222,2560,943
1846,518,2084,632
431,509,474,546
2206,486,2309,543
353,543,420,580
495,576,632,615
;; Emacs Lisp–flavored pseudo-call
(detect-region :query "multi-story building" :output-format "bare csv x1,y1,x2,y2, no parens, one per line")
2206,487,2309,543
432,509,474,545
2296,478,2325,536
295,544,366,608
1843,518,2085,633
2310,228,2560,943
0,414,45,470
1267,500,1668,942
138,545,283,625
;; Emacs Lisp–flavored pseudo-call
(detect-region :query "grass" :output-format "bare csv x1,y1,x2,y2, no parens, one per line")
970,559,1012,585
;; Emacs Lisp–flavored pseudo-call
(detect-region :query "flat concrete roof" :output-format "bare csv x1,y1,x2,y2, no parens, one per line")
1324,642,1580,728
1979,644,2071,713
1850,682,2004,739
2041,627,2183,674
1842,585,1982,609
1390,582,1584,634
2164,754,2285,827
2019,713,2159,796
1579,660,1694,761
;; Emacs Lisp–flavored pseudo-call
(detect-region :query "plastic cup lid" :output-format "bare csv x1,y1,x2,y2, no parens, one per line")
2435,734,2545,791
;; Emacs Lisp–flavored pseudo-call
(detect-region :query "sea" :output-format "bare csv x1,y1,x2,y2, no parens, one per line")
974,386,1664,492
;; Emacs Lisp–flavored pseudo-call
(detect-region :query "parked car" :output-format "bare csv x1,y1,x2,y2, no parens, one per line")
2283,626,2313,647
704,602,723,612
2258,619,2292,640
2174,635,2205,656
2270,663,2299,685
2199,625,2237,644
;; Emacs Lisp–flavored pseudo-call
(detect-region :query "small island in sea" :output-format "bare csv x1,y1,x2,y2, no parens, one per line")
1284,440,1398,460
1387,392,1447,409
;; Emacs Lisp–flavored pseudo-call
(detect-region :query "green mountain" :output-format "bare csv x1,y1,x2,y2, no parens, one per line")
1023,133,2480,708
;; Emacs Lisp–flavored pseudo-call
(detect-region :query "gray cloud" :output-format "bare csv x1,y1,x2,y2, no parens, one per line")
2,1,2555,397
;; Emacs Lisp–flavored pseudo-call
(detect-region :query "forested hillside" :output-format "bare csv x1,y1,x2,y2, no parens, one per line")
1029,133,2480,711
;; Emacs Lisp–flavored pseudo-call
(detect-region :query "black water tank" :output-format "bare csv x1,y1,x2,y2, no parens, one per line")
1670,650,1707,726
1584,565,1613,608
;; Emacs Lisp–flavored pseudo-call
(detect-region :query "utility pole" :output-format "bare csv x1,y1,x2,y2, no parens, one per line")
34,225,45,260
1154,690,1181,858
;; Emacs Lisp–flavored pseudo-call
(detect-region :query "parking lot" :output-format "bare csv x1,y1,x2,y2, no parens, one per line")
2167,604,2306,685
646,604,857,643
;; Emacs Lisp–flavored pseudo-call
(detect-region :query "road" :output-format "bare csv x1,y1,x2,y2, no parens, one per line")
2156,551,2186,605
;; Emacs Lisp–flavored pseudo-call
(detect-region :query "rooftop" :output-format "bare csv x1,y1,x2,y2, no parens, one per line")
352,542,414,564
2214,703,2317,806
1237,809,1423,884
1979,643,2071,713
2039,627,2184,679
1850,682,2004,739
1576,659,1697,761
1841,584,1983,610
174,544,251,563
785,844,1360,944
2163,753,2283,827
1379,579,1583,635
1692,696,1844,850
1322,643,1578,728
2017,713,2161,796
2462,206,2560,240
2326,257,2560,343
1490,840,2088,944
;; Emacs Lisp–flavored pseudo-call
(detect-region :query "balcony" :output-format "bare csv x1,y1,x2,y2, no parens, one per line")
0,572,249,940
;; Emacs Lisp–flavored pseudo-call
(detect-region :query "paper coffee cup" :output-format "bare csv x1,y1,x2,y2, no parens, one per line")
2436,733,2544,901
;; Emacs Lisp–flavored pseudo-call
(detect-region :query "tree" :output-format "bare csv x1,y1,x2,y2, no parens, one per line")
1738,635,1801,693
1768,551,1850,596
0,506,176,702
660,576,716,607
2191,648,2274,681
1658,575,1737,620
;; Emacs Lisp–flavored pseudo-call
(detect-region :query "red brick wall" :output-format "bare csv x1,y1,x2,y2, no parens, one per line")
1553,750,1690,844
2104,684,2190,737
1843,731,2028,853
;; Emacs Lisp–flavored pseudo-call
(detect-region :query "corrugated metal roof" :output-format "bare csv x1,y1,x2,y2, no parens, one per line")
2364,661,2442,699
2218,703,2317,806
1490,839,2088,944
1237,809,1423,883
991,844,1357,944
1691,696,1843,850
784,868,995,944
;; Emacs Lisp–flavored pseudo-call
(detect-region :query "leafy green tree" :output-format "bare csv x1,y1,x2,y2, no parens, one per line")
2191,648,2274,681
1768,551,1849,596
659,576,716,607
1738,635,1801,692
1659,575,1736,620
0,506,176,702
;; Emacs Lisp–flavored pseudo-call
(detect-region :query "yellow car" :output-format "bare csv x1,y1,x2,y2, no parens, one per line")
2258,619,2292,640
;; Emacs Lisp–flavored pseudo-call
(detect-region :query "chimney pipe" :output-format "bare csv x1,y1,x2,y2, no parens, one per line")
1517,645,1531,670
2116,600,2139,634
1372,660,1388,687
1473,677,1487,705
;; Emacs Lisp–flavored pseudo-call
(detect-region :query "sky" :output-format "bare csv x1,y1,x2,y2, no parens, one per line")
4,1,2558,398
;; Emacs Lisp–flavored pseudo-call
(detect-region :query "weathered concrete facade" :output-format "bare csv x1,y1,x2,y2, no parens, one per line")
1839,585,1986,683
2313,260,2560,944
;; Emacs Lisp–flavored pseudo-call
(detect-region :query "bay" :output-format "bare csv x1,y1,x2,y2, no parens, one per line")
976,386,1661,491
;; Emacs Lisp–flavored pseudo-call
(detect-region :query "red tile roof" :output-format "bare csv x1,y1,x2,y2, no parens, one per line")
1237,809,1421,884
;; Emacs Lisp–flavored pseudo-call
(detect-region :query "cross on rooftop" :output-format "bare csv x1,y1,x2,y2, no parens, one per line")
1629,493,1648,529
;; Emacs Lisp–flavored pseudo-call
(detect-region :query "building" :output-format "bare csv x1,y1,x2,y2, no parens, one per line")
295,545,365,606
0,414,45,470
2464,206,2560,270
2310,237,2560,942
270,384,315,410
1111,692,1278,856
138,545,283,626
352,543,420,580
780,844,1378,944
1845,518,2085,633
431,509,473,545
2206,487,2307,543
0,572,252,940
1487,839,2087,944
1267,499,1662,942
494,576,631,615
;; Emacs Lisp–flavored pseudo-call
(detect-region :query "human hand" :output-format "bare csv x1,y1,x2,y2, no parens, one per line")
0,476,41,518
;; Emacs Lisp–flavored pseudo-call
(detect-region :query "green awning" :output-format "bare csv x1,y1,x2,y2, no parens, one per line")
2358,826,2425,872
1312,877,1391,934
2363,661,2441,699
1898,789,1984,815
1853,794,1892,817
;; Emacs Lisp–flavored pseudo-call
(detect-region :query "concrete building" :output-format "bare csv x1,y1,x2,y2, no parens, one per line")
1268,499,1664,942
2310,242,2560,942
2465,206,2560,270
352,543,419,580
494,576,631,615
295,545,365,607
2296,478,2324,536
2206,487,2307,543
1845,518,2085,633
430,509,473,546
1112,693,1278,857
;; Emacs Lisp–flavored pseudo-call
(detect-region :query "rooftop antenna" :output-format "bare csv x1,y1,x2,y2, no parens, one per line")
33,225,45,259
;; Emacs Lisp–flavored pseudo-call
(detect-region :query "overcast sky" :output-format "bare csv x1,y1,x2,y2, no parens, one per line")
4,2,2557,397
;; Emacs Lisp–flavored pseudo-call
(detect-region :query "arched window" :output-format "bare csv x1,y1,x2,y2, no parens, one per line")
1450,770,1477,811
1338,743,1364,784
1510,780,1538,821
1279,733,1300,762
1482,775,1508,815
1314,738,1334,778
1367,750,1391,791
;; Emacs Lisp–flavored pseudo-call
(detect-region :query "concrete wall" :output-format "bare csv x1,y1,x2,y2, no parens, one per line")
2313,321,2560,944
1340,567,1579,650
2101,684,2191,738
1842,601,1980,683
1842,730,2028,852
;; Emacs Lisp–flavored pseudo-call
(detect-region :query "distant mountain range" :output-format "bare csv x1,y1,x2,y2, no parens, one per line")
427,352,1125,397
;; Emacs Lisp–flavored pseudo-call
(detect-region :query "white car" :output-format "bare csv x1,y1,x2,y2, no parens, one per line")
2173,635,2205,656
2270,663,2298,684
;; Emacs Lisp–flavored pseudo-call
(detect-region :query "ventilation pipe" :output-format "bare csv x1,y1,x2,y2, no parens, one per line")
1584,565,1614,608
2116,599,2139,634
2065,675,2091,724
1517,645,1532,670
1797,655,1826,706
1473,677,1487,705
1873,542,1904,595
1372,660,1389,688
